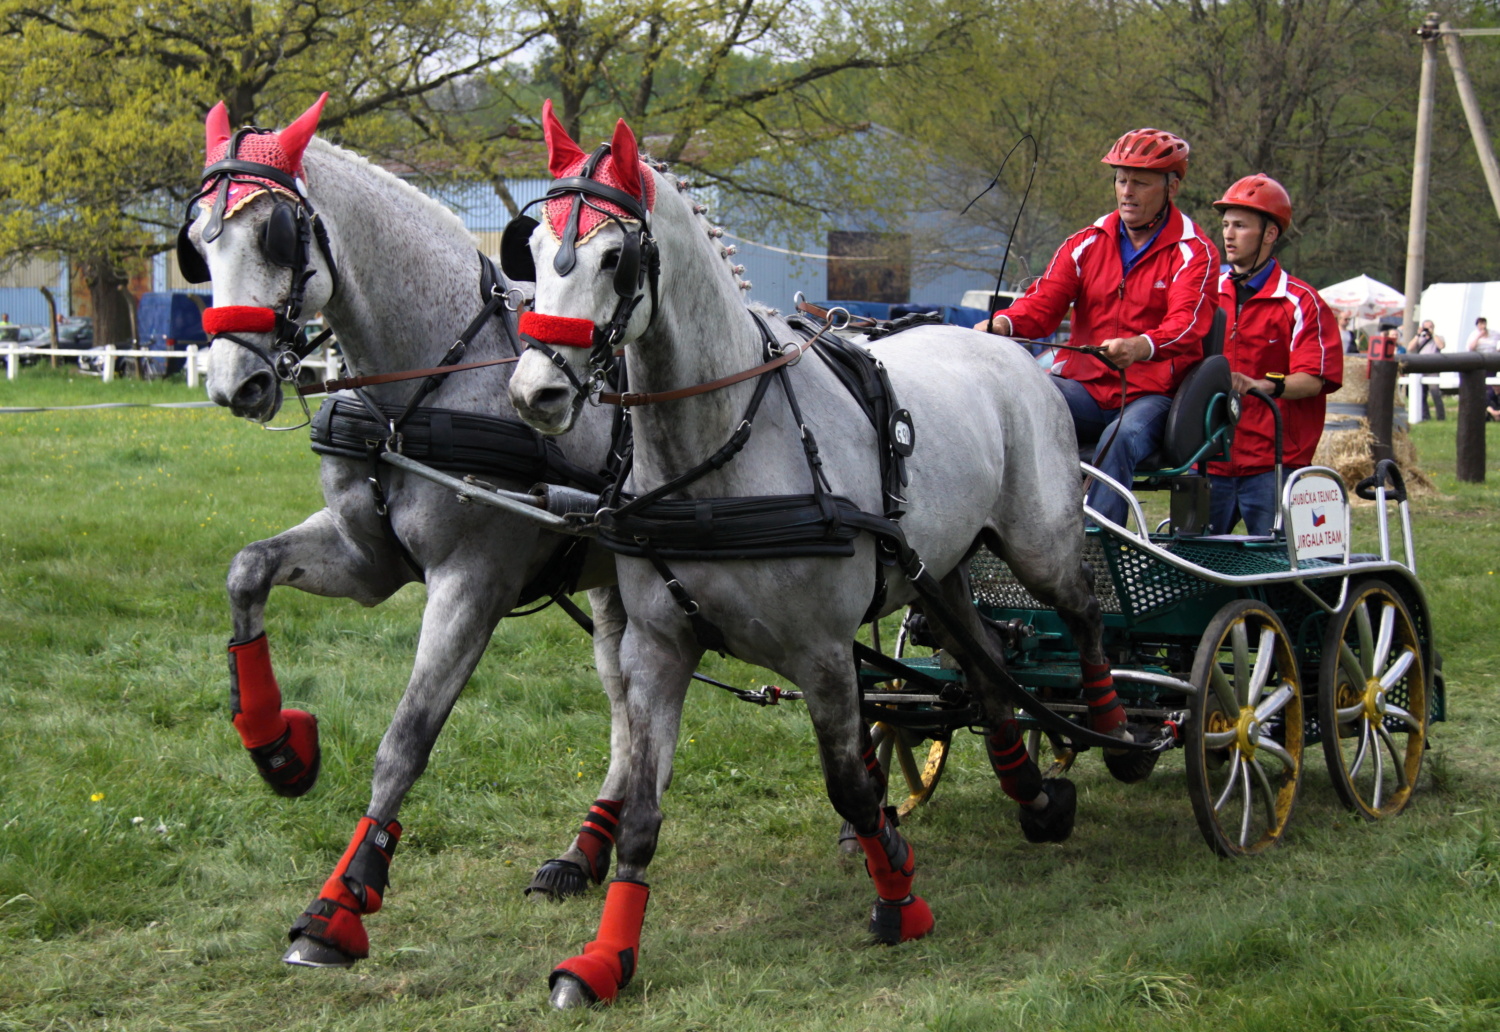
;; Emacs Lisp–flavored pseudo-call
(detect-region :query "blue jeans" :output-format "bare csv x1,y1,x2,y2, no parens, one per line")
1209,470,1279,536
1052,376,1172,527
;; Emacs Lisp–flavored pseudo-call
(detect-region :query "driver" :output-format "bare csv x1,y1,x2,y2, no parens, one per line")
975,128,1217,528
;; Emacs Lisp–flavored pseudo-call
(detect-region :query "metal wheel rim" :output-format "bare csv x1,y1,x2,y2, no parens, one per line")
1186,600,1304,857
1318,580,1426,820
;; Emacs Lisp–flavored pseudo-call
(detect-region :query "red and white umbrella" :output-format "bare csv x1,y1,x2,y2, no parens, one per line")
1318,274,1406,318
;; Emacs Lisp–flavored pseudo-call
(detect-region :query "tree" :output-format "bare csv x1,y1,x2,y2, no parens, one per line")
0,0,524,344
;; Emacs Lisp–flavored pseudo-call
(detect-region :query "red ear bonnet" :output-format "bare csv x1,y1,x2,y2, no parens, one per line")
543,98,587,178
198,93,329,217
541,101,655,244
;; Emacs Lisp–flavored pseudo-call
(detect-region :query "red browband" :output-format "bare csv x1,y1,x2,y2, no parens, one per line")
203,306,277,336
519,311,595,349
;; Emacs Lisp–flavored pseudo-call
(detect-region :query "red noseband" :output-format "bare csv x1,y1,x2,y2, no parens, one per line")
519,311,595,349
203,306,277,336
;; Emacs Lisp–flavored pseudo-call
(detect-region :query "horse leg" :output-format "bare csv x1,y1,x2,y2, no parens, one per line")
283,561,519,968
796,647,936,945
993,531,1152,783
548,624,699,1008
916,564,1078,844
226,508,410,797
528,585,631,899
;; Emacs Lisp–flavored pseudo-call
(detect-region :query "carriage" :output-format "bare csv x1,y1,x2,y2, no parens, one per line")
850,357,1442,859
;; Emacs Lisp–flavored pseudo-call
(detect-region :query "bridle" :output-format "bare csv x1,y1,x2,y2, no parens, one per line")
176,125,342,428
498,141,659,394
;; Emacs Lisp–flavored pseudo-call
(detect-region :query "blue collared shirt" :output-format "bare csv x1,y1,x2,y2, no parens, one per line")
1118,218,1166,274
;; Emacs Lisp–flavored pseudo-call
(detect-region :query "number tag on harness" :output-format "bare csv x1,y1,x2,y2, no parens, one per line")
889,408,915,457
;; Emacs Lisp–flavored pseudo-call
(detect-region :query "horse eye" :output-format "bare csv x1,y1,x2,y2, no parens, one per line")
600,248,621,271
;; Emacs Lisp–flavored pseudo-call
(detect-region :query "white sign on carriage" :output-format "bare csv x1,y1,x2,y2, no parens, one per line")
1285,473,1349,560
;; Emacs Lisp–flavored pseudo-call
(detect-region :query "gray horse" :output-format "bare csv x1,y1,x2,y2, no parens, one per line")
506,107,1120,1008
184,96,638,967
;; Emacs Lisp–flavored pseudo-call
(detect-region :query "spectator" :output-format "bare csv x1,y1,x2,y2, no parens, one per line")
1338,312,1359,354
1466,316,1499,352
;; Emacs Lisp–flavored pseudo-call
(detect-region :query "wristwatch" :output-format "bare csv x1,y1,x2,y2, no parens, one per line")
1264,371,1287,398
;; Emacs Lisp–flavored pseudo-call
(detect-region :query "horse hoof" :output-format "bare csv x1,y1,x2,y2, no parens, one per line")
836,819,861,855
1018,778,1076,844
525,859,590,900
282,936,358,968
869,894,934,944
549,973,597,1009
1102,743,1159,784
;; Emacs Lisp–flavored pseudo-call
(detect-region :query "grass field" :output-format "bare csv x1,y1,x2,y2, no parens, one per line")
2,366,1499,1032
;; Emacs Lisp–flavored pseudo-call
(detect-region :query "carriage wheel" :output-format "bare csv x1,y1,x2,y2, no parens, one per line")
1318,580,1426,820
874,721,949,817
1025,728,1077,777
1185,600,1303,857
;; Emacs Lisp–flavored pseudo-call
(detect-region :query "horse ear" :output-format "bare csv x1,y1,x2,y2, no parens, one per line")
205,102,231,158
610,118,642,201
278,92,328,167
543,98,586,178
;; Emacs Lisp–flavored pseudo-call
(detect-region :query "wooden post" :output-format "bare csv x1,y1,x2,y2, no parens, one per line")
1442,22,1500,224
1455,368,1487,482
1401,13,1441,344
1367,358,1398,465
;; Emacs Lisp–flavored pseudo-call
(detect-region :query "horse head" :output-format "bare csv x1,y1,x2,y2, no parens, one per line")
508,101,713,434
183,95,339,422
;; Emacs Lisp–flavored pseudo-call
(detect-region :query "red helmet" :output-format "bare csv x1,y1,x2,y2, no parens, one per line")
1213,174,1293,232
1101,128,1190,179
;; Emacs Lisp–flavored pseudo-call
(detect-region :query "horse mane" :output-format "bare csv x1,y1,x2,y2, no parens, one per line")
302,137,478,251
648,161,768,309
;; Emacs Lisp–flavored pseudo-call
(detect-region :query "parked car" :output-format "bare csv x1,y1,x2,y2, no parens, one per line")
136,292,210,377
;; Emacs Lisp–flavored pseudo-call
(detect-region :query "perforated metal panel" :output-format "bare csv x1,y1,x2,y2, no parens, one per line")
970,537,1122,614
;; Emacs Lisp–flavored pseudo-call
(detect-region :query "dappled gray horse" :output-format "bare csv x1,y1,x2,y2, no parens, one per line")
182,96,639,967
505,104,1123,1008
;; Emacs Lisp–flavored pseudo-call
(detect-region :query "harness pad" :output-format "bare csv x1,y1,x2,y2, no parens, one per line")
598,494,868,560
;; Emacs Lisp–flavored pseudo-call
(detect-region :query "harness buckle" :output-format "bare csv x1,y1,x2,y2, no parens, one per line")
368,477,389,516
503,287,528,312
664,579,701,616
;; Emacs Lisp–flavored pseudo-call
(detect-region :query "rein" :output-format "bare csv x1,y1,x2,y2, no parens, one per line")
596,338,812,407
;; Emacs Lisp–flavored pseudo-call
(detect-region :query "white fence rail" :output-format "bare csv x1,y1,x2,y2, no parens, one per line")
1402,371,1500,423
2,345,342,389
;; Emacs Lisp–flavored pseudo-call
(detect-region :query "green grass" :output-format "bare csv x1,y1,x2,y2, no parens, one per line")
2,368,1499,1031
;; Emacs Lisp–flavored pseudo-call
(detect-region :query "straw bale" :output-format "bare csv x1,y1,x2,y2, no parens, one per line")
1312,419,1434,496
1329,355,1369,405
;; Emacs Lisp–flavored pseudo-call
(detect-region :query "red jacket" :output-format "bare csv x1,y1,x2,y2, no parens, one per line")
1210,262,1343,476
1002,206,1218,408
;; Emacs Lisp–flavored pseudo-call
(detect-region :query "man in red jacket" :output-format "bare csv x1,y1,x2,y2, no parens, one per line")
976,128,1217,528
1209,174,1342,535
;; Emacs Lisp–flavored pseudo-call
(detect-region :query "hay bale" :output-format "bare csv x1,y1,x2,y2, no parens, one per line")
1332,355,1370,405
1312,419,1434,495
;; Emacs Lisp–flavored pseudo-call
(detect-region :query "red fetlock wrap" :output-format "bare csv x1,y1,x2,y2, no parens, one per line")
290,816,402,960
987,719,1043,803
550,879,650,1004
575,799,622,884
229,634,286,749
229,634,320,796
855,811,915,902
1082,660,1128,736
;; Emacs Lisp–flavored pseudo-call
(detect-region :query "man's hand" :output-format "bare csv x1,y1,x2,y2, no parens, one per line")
1230,371,1261,394
1098,335,1152,368
974,315,1012,335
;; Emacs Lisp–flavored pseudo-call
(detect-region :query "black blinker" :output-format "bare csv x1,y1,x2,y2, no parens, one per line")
500,215,539,283
176,223,211,283
261,202,300,268
614,231,641,299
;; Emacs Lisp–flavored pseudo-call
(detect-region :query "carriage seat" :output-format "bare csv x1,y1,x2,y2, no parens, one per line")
1072,308,1233,475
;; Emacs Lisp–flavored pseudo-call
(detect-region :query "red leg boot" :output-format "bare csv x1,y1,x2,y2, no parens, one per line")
550,879,650,1007
229,634,320,797
1084,661,1158,783
284,816,401,967
856,811,934,944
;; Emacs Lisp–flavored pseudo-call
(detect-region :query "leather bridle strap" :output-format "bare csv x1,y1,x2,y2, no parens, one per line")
298,355,520,396
595,338,812,407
